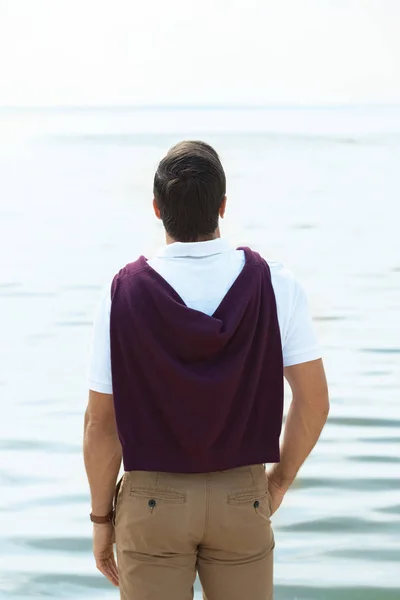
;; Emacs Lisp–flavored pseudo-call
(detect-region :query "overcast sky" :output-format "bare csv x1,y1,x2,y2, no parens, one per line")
0,0,399,106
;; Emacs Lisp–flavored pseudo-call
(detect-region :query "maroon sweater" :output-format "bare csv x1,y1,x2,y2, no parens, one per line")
110,247,283,473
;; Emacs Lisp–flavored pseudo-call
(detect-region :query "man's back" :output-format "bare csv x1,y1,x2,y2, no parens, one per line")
88,238,321,394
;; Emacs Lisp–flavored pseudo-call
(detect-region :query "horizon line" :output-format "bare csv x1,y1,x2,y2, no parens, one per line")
0,102,399,112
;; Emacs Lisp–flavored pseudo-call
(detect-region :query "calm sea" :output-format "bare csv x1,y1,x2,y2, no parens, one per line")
0,107,399,600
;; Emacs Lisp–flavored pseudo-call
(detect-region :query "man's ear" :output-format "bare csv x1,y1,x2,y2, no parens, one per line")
219,195,227,219
153,198,162,220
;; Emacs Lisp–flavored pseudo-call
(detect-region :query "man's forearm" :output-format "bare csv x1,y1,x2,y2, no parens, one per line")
269,393,329,488
269,360,330,490
84,412,122,515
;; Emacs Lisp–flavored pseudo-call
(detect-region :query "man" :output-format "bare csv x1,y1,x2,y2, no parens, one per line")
84,140,329,600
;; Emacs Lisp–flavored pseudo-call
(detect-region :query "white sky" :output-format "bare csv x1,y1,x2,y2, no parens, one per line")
0,0,399,106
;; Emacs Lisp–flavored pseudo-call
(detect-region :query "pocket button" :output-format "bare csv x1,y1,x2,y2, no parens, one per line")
254,500,260,509
148,499,156,509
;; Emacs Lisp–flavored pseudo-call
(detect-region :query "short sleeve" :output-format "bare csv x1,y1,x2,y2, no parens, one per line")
87,284,113,394
282,280,322,367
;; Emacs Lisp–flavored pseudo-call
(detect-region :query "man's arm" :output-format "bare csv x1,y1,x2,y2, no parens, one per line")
267,358,329,512
84,390,122,586
84,390,122,515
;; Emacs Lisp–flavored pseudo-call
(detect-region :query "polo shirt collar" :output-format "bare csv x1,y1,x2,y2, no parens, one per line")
155,238,232,259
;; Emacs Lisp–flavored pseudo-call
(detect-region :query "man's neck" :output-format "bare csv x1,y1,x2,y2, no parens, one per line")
166,229,221,245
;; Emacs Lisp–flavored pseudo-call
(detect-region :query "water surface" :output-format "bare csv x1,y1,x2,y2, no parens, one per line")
0,106,399,599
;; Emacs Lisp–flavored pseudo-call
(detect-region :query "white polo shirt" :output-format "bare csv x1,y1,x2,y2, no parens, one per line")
88,239,321,394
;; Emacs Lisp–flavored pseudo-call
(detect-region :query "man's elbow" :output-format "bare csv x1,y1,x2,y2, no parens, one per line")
318,389,330,421
292,389,330,420
84,407,117,436
312,374,330,420
85,390,116,427
322,393,330,420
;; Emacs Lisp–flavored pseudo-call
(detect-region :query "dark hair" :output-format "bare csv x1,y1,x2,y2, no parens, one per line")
153,141,226,243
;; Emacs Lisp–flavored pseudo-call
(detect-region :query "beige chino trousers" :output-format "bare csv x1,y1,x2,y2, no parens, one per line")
115,464,274,600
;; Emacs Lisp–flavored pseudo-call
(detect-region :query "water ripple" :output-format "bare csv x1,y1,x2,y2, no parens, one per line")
298,478,400,491
279,517,399,534
275,585,400,600
15,536,91,553
1,573,109,597
377,505,400,515
349,455,400,464
0,440,80,453
325,548,400,562
5,494,87,511
55,321,92,327
360,347,400,354
328,417,400,428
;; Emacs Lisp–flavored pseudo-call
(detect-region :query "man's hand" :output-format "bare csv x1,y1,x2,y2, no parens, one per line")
267,475,288,516
93,523,119,587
